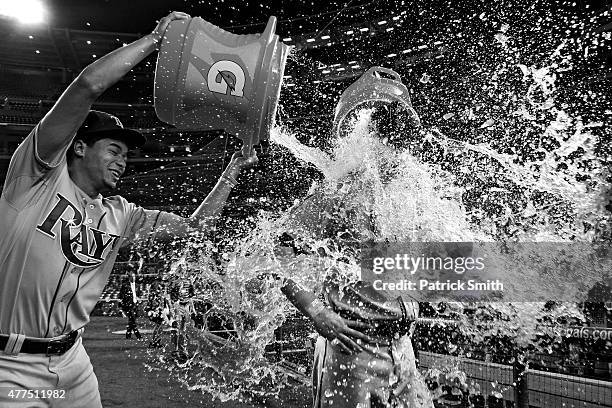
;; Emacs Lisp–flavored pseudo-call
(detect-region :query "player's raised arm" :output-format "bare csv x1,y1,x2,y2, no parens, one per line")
36,11,190,165
144,150,258,242
188,151,258,228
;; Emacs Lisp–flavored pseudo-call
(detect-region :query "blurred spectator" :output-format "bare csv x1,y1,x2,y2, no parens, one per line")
119,271,141,339
145,273,168,348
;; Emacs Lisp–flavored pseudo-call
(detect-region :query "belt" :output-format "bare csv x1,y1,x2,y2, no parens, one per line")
0,331,80,356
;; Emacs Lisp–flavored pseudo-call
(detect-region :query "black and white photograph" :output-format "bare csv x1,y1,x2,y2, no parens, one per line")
0,0,610,407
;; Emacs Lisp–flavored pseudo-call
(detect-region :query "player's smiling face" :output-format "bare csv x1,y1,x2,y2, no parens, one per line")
82,138,128,193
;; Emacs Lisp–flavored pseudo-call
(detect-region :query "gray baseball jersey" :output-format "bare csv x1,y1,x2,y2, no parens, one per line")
0,125,172,338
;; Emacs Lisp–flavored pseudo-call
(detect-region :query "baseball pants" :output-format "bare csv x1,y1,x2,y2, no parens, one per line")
312,336,434,408
0,337,102,408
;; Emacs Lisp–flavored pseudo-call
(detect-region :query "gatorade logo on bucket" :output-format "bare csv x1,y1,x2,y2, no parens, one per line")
208,60,246,97
184,52,252,112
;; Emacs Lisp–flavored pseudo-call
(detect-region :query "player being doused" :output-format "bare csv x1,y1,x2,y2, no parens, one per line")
277,68,437,408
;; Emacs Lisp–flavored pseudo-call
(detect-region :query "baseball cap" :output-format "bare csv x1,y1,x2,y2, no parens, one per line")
76,110,146,149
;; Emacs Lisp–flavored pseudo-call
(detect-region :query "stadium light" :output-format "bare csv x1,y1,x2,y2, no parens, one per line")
0,0,46,24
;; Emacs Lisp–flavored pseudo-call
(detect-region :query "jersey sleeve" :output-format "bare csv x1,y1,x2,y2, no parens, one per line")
8,123,72,176
120,199,178,248
2,125,71,210
285,188,337,238
285,184,365,243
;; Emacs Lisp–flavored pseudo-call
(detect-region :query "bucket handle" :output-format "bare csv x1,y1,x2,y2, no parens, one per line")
242,15,278,158
366,66,402,82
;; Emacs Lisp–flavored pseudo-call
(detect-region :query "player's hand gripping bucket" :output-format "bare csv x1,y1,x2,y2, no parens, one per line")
333,66,420,137
154,16,291,155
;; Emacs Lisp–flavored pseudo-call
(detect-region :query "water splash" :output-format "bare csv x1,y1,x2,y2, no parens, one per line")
145,101,607,402
141,1,611,402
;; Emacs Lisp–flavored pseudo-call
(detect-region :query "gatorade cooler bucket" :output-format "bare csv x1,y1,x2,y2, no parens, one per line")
333,66,420,137
154,16,291,155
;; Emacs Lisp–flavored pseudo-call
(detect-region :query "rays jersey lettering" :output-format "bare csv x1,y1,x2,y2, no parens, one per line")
36,193,120,267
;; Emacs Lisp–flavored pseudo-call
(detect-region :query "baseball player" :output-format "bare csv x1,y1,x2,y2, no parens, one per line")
278,99,435,406
0,11,256,408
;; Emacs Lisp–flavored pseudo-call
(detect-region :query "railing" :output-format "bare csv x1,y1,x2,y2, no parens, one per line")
419,351,612,407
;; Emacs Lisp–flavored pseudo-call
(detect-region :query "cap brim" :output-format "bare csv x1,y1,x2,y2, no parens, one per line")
79,129,147,149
